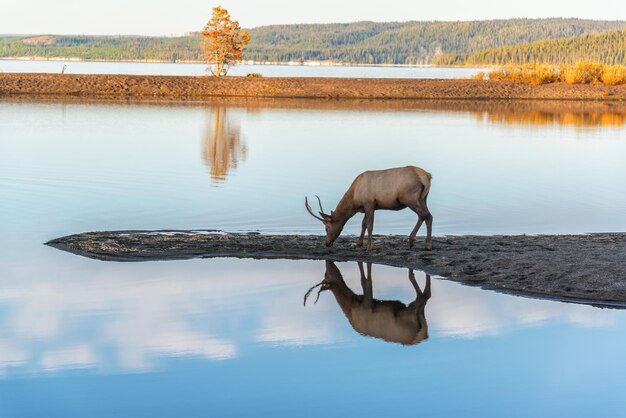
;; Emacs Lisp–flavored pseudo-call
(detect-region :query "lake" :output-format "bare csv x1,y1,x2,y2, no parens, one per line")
1,97,626,416
0,58,487,78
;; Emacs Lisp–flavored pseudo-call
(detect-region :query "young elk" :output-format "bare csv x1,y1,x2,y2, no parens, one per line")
305,166,433,251
304,261,431,346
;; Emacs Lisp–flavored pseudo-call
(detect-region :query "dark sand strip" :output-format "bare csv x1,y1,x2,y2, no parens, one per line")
2,73,626,100
47,231,626,307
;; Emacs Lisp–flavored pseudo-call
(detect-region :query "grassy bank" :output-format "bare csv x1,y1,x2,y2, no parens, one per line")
475,63,626,86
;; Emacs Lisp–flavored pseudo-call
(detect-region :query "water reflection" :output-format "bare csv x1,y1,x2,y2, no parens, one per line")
6,96,626,129
201,106,247,183
400,100,626,128
474,108,626,128
0,258,623,377
193,99,626,128
305,261,431,345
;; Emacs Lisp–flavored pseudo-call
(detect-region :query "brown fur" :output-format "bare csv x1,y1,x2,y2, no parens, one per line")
306,166,433,250
305,261,430,345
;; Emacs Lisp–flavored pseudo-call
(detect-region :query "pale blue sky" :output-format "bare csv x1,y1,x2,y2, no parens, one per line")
2,0,626,36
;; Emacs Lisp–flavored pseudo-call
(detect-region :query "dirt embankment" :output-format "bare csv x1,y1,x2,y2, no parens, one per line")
2,73,626,100
47,231,626,307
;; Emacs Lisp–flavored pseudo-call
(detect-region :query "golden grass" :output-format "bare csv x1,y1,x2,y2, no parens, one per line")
602,65,626,86
562,62,604,84
469,71,486,80
489,64,561,85
481,62,626,86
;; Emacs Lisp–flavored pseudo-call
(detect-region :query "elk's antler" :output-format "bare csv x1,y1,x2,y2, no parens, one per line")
303,281,329,306
305,196,330,221
315,195,326,215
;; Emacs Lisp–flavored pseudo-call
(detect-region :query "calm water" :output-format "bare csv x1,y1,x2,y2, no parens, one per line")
2,97,626,416
0,58,487,78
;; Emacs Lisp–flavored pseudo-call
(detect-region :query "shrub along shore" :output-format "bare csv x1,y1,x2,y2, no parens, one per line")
1,73,626,100
475,63,626,86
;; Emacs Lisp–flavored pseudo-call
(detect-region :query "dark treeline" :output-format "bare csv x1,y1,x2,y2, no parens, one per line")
0,18,625,65
454,29,626,66
0,35,203,62
245,19,626,64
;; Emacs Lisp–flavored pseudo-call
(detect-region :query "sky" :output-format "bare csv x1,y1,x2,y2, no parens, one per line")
2,0,626,36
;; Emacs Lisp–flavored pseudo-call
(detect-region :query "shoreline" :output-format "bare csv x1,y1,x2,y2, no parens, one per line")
47,231,626,308
2,73,626,100
0,57,460,68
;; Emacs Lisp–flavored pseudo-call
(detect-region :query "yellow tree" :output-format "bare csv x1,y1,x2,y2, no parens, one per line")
201,6,250,76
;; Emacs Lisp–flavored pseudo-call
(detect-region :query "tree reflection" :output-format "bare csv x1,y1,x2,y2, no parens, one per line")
202,107,247,183
305,261,431,346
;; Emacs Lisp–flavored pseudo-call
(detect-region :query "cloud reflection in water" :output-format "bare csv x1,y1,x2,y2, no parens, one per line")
0,258,620,377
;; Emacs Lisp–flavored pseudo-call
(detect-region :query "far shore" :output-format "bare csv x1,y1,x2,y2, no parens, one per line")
2,73,626,101
0,56,459,68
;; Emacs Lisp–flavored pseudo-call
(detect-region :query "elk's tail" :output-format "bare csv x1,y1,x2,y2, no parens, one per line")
412,167,432,200
418,172,431,202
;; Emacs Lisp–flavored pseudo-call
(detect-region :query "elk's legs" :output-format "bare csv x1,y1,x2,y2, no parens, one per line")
409,218,425,248
357,206,375,251
408,269,423,296
425,214,433,251
408,271,431,299
407,200,433,251
365,206,375,251
357,215,367,248
358,262,374,309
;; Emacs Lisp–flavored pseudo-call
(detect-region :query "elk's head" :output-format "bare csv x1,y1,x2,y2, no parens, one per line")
303,261,341,306
305,196,342,246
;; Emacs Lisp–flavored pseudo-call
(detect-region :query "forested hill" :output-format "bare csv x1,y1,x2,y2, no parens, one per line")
245,19,626,64
1,18,625,65
0,34,202,62
453,29,626,66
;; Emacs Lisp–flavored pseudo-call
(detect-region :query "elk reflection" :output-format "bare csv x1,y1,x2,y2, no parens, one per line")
202,107,247,183
305,261,431,345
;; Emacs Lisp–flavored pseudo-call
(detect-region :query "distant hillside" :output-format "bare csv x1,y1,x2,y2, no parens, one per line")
453,29,626,66
0,34,202,62
245,19,626,65
1,18,625,65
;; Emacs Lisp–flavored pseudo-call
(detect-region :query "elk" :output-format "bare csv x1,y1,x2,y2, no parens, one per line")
304,261,431,346
305,166,433,251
